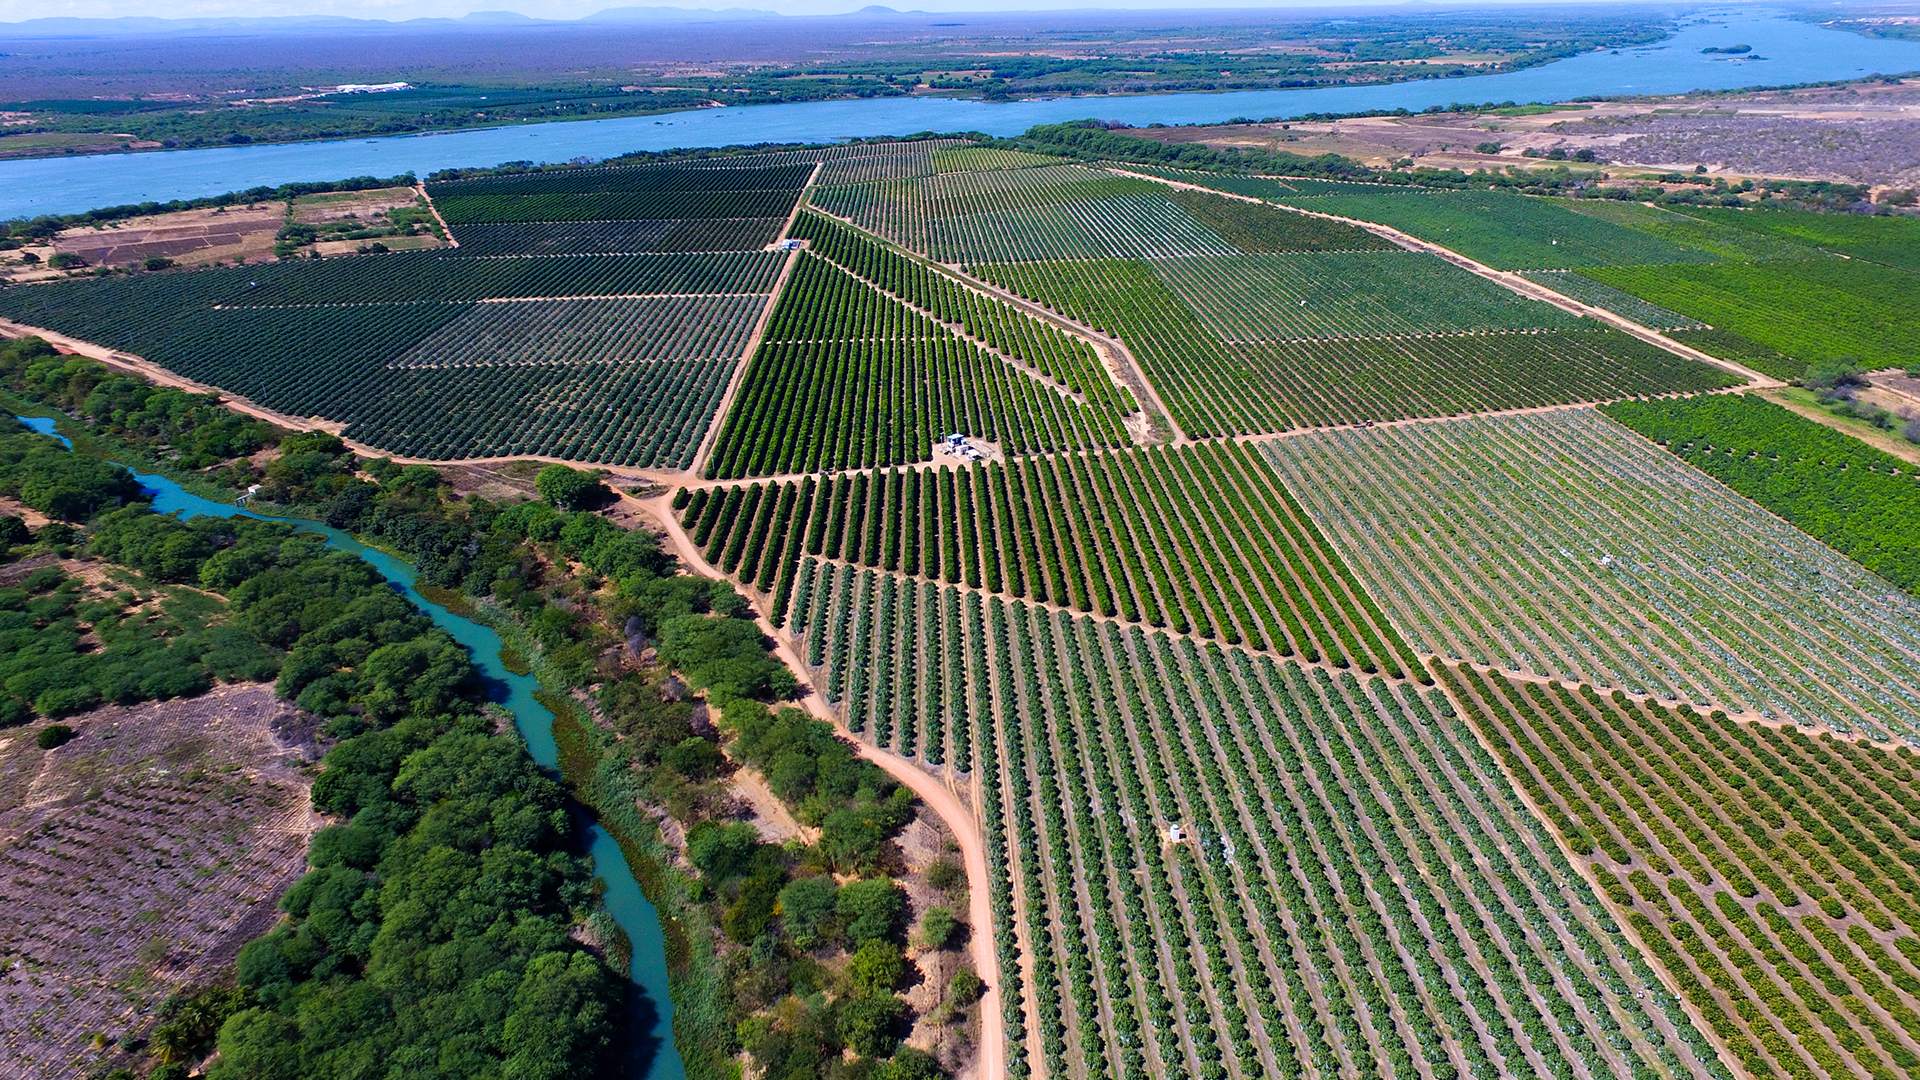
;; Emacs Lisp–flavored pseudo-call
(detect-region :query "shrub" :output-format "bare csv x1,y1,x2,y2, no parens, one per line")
36,724,75,749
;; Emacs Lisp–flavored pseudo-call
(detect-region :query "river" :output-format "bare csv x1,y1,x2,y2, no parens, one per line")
15,415,686,1080
8,9,1920,219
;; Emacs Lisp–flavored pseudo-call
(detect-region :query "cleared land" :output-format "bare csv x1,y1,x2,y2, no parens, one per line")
0,686,316,1080
1261,409,1920,741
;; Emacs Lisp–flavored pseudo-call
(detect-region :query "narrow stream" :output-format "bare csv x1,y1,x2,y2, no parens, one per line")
15,415,684,1080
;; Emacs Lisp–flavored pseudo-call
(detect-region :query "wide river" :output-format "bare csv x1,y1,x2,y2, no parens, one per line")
9,8,1920,218
15,415,687,1080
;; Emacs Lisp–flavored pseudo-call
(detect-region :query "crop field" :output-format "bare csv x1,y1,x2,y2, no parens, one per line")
778,574,1722,1080
443,218,790,257
1579,259,1920,369
1517,271,1708,330
1271,189,1717,270
1261,409,1920,741
1666,206,1920,272
0,244,783,465
788,211,1135,414
1603,394,1920,596
1446,664,1920,1080
1558,201,1830,264
427,160,811,225
680,440,1418,674
390,295,768,367
217,249,785,306
1152,252,1588,339
812,164,1248,261
702,251,1132,478
0,687,314,1080
974,258,1736,435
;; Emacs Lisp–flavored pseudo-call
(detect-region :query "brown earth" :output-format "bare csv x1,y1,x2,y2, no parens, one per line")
0,684,320,1080
28,204,287,274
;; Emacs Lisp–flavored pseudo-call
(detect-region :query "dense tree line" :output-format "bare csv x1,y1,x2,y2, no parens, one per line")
0,417,626,1080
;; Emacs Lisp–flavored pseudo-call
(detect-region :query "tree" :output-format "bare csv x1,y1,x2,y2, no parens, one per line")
948,968,985,1009
916,905,956,951
36,724,74,749
686,820,761,882
836,991,906,1057
849,939,905,993
836,878,905,946
776,875,838,950
535,465,611,512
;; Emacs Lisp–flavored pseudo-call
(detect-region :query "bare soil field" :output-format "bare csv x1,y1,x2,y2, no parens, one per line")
290,186,422,225
23,204,286,276
1132,77,1920,187
0,684,319,1080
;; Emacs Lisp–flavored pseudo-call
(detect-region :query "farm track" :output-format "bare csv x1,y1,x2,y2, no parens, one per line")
1108,166,1781,390
686,247,801,476
800,203,1183,444
417,181,459,247
632,486,1006,1080
805,241,1091,407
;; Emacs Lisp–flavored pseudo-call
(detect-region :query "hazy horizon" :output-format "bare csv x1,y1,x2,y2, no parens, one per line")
2,0,1695,29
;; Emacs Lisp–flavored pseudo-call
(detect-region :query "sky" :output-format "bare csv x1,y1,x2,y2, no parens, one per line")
3,0,1636,25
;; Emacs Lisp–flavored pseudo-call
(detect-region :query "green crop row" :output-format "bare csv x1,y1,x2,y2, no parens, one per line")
783,578,1717,1080
705,252,1130,477
1581,258,1920,369
685,440,1419,674
1450,662,1920,1080
974,257,1735,436
789,210,1136,414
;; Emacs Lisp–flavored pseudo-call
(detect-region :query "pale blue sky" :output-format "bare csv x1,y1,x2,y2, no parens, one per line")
4,0,1639,26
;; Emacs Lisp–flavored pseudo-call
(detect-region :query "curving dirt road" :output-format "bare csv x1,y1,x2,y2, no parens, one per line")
632,488,1007,1080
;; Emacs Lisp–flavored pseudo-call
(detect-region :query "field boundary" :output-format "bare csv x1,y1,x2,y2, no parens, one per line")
416,181,458,248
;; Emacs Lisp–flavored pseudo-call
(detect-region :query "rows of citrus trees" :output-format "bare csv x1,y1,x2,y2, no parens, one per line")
1261,410,1920,741
702,252,1131,478
677,440,1418,674
788,210,1137,415
390,295,767,368
775,573,1722,1080
1151,251,1588,339
1605,394,1920,596
810,164,1244,262
444,218,789,257
426,160,812,224
971,258,1734,435
218,249,785,305
1582,259,1920,369
1447,663,1920,1080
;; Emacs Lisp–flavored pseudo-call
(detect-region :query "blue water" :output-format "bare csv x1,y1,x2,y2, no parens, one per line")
15,414,684,1080
7,9,1917,219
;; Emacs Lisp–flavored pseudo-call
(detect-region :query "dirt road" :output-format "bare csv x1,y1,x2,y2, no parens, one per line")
633,488,1007,1080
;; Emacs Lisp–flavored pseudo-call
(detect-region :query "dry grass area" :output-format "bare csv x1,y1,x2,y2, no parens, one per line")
891,804,979,1078
1130,77,1920,186
290,186,422,225
0,685,319,1080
